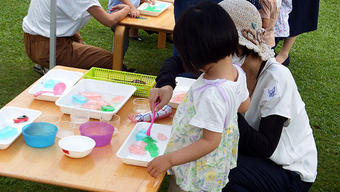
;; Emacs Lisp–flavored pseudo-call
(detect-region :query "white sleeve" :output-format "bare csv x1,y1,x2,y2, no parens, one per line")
189,88,228,133
58,0,101,20
235,64,249,102
240,69,249,102
260,69,302,120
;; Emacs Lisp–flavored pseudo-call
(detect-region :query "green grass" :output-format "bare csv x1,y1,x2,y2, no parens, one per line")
0,0,339,191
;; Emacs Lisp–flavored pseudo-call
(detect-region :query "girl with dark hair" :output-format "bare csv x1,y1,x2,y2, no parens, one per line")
146,2,250,191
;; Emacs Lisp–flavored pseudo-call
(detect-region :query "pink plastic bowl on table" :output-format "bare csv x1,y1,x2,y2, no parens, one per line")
79,121,114,147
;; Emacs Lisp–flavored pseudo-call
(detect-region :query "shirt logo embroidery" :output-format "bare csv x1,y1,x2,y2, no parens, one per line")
264,84,280,101
268,86,276,98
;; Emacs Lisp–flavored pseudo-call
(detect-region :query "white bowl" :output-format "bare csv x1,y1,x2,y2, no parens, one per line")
58,135,95,158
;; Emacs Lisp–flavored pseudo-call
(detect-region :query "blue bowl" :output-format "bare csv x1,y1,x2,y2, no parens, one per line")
22,122,58,148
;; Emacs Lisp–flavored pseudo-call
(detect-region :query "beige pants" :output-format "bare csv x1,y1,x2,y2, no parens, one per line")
24,33,113,69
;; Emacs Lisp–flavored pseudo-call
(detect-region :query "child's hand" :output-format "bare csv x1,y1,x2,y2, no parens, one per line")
147,154,172,178
129,7,140,18
110,4,130,13
142,0,156,5
148,85,173,112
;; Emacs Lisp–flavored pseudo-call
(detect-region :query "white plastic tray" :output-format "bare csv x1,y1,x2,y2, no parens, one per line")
116,122,172,167
169,77,196,108
138,1,171,16
0,106,41,149
55,79,136,121
28,69,83,102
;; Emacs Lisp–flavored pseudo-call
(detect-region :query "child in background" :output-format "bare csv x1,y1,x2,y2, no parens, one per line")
147,2,250,191
259,0,280,47
108,0,155,40
108,0,140,18
273,0,292,65
274,0,292,39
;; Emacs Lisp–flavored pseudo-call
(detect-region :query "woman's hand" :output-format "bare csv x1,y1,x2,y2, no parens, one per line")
147,154,172,178
141,0,156,5
148,85,173,111
129,7,140,18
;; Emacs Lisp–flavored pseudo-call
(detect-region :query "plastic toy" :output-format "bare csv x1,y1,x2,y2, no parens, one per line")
128,105,172,123
13,115,29,123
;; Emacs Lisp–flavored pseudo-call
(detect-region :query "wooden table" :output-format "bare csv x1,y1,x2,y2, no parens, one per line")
0,66,173,192
112,4,175,70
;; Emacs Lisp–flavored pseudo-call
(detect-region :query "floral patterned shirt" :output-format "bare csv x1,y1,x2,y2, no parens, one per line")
166,67,248,192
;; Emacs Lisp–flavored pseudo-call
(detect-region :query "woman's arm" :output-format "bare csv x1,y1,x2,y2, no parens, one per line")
238,97,250,113
237,113,287,158
148,55,185,111
156,55,185,89
88,5,130,27
147,129,221,177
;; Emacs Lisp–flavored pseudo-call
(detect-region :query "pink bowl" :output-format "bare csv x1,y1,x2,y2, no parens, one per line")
79,121,114,147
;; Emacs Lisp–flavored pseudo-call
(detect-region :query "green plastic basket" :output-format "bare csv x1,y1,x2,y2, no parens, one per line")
83,67,156,98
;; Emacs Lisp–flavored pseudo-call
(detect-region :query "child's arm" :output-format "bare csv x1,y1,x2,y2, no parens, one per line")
238,97,250,113
147,129,221,178
88,4,130,27
121,0,140,18
259,0,272,29
262,18,270,29
141,0,155,4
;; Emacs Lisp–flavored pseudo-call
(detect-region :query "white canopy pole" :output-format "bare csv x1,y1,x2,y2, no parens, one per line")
49,0,56,69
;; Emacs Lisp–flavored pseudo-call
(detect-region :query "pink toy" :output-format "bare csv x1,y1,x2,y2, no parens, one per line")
157,133,168,141
81,100,101,110
80,92,102,100
128,105,172,123
172,92,186,103
146,102,157,136
128,141,147,155
34,82,66,97
111,96,125,103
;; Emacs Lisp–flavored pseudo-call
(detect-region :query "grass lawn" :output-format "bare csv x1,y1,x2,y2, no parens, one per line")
0,0,339,191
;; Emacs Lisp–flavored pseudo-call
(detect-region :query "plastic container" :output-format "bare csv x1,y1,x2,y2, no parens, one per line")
70,113,89,129
79,121,114,147
56,121,74,139
22,122,58,148
133,98,150,113
0,106,41,150
83,67,155,98
137,1,171,16
169,77,196,108
28,69,83,102
56,79,136,120
58,135,96,158
116,122,172,167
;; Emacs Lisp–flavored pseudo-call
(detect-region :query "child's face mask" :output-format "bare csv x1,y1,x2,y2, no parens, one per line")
232,53,246,67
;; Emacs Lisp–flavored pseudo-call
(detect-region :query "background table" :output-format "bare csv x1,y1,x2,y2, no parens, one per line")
112,5,175,70
0,66,173,192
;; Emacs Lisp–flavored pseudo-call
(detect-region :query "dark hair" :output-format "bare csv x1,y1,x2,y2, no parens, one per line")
174,1,238,72
237,45,260,58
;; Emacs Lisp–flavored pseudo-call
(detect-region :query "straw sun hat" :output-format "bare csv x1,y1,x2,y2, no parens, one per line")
219,0,275,61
